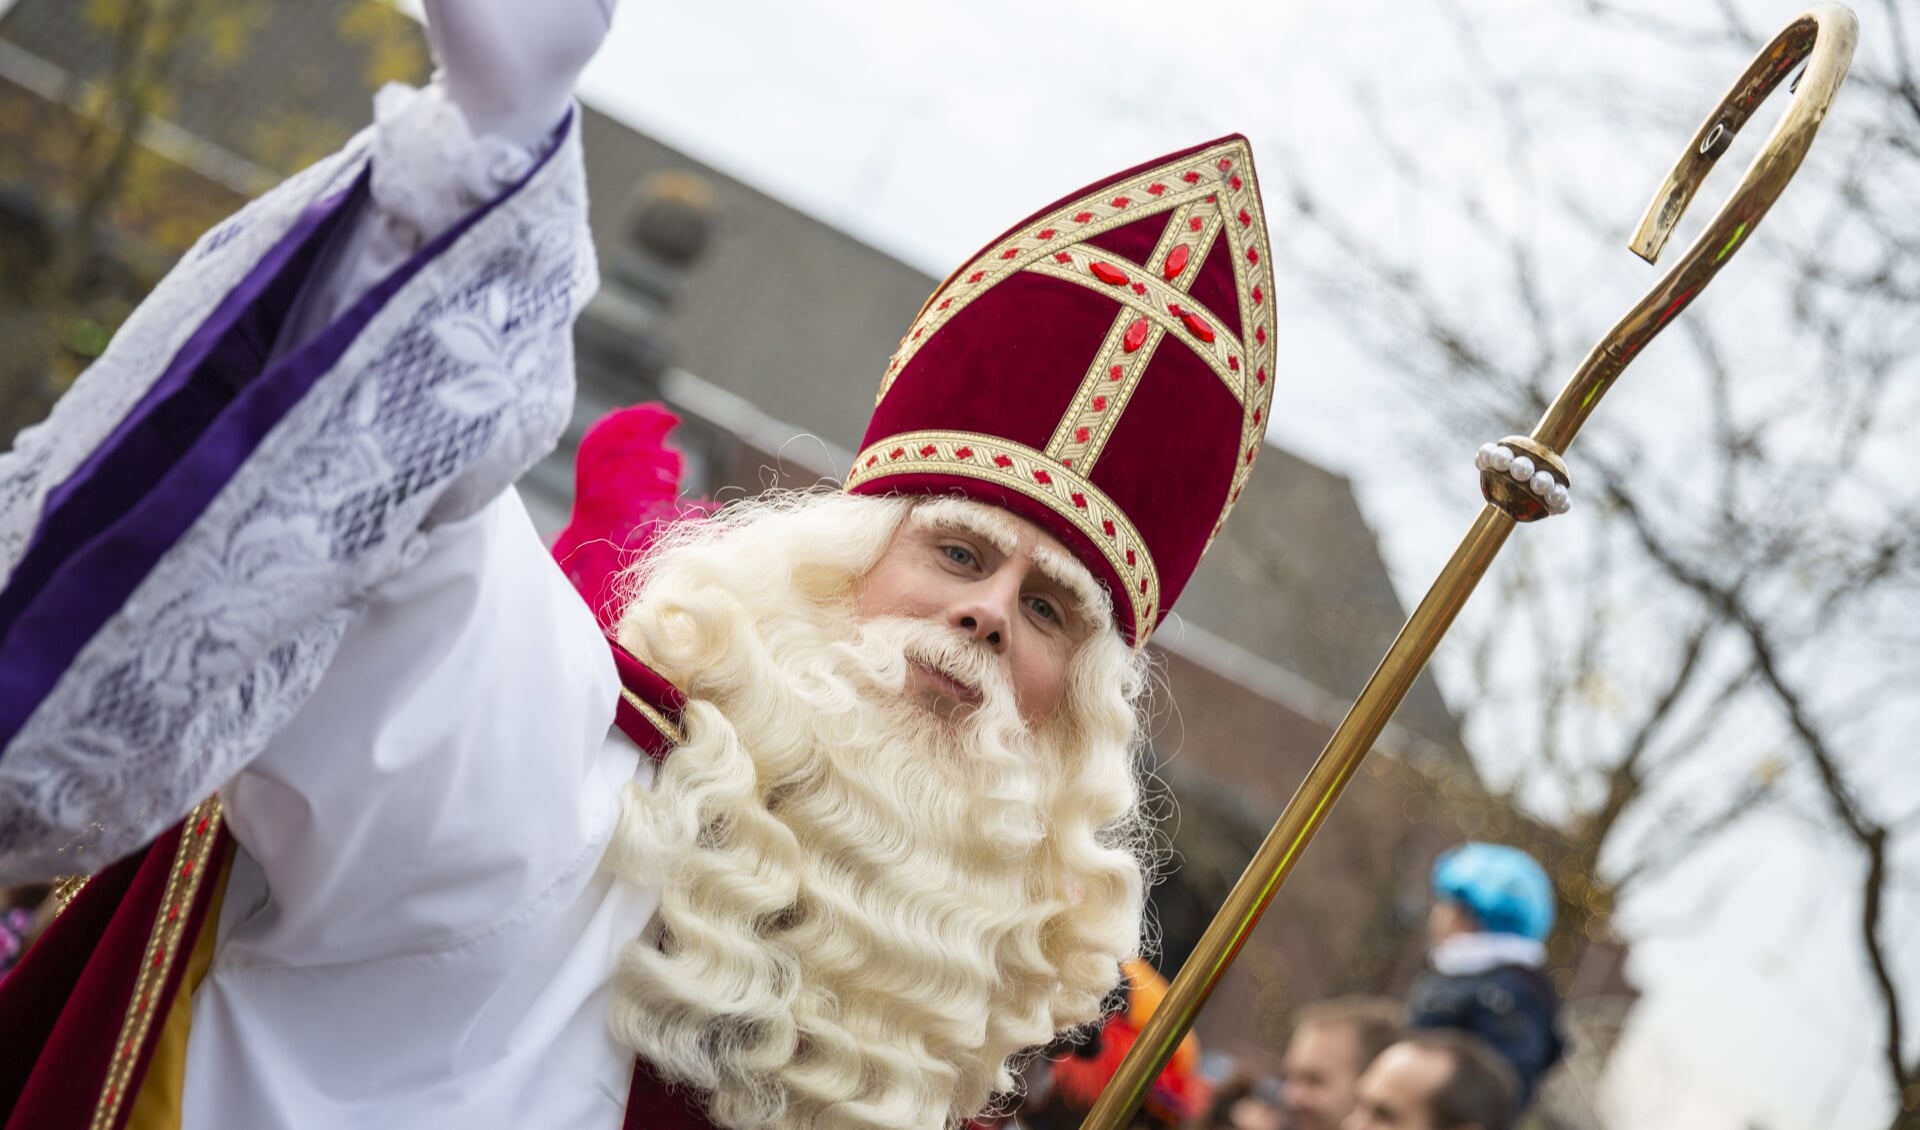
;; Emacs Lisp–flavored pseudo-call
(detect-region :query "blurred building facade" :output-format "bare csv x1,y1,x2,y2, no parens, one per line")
0,0,1632,1101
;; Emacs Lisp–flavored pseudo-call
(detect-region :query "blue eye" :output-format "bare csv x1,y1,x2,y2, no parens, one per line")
1029,596,1061,623
942,544,977,567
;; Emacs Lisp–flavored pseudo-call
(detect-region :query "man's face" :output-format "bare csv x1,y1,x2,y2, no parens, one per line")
851,502,1095,728
1343,1044,1452,1130
1281,1022,1368,1130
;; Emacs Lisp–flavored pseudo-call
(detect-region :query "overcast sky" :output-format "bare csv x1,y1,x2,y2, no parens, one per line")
566,3,1907,1127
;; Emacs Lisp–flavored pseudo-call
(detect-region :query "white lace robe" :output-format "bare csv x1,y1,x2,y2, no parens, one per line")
0,85,657,1128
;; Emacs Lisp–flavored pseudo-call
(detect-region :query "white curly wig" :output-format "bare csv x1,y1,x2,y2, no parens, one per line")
607,489,1154,1130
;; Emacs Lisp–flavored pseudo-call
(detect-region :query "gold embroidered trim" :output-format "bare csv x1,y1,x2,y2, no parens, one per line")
847,430,1160,639
90,795,224,1130
1042,195,1232,472
1022,248,1242,399
875,139,1255,404
621,687,687,746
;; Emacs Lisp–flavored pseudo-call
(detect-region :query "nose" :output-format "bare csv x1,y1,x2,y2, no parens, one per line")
948,575,1016,651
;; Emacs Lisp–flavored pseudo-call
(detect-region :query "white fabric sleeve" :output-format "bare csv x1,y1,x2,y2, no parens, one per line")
0,87,597,881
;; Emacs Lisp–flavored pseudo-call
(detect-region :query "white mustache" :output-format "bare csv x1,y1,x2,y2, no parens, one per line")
851,617,1019,720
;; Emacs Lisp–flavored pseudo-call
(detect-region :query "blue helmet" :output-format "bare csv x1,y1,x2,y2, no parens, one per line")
1431,842,1556,941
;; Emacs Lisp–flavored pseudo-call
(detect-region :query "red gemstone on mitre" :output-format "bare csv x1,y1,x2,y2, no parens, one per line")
1246,248,1259,264
1238,209,1252,227
1181,312,1215,342
1111,196,1131,208
1074,211,1094,223
1230,174,1243,190
968,271,985,283
1256,325,1267,344
1102,519,1116,536
1000,248,1020,260
1054,252,1072,264
1182,171,1201,183
919,445,937,457
1037,228,1056,239
1252,285,1264,305
1188,216,1203,232
1217,158,1232,171
1090,261,1129,286
1131,282,1147,295
1253,407,1263,424
1092,395,1108,410
889,447,906,460
938,297,952,310
1108,365,1124,380
1227,355,1239,371
865,455,878,468
1164,245,1191,279
1256,368,1268,385
1075,427,1090,443
1033,469,1053,485
1140,579,1150,594
1061,458,1073,468
1071,492,1089,508
1126,549,1137,566
993,454,1013,468
1147,183,1167,195
955,446,973,459
1122,318,1149,352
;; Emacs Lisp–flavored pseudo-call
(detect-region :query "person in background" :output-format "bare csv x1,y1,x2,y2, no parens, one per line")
1407,843,1565,1106
1344,1031,1518,1130
1279,996,1403,1130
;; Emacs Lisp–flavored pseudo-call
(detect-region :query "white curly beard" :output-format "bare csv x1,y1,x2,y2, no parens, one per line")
604,492,1150,1130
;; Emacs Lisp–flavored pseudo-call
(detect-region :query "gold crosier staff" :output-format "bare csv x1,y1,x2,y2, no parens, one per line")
1082,5,1858,1126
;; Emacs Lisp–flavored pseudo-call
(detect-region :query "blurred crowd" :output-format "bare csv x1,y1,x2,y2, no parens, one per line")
976,841,1565,1130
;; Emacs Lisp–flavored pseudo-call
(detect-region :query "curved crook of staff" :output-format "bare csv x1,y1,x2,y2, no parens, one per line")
1081,6,1858,1128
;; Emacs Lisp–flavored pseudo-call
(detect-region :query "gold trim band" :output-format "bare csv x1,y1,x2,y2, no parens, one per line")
848,430,1160,640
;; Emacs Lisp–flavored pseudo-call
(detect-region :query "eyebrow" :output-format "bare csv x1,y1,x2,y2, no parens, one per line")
909,499,1112,629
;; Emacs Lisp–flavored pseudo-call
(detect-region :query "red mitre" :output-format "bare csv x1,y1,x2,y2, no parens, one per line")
847,135,1277,645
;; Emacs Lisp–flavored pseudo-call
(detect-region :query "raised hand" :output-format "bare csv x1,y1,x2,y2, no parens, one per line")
422,0,618,148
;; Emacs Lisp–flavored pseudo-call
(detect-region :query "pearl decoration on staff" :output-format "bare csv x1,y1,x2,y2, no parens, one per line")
1475,442,1572,515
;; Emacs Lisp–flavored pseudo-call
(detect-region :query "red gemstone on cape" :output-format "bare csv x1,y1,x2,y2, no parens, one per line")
1090,261,1129,286
196,817,210,835
1122,318,1149,352
1164,245,1191,279
1181,312,1215,342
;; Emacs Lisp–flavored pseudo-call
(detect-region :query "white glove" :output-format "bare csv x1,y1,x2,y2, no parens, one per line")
422,0,617,149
